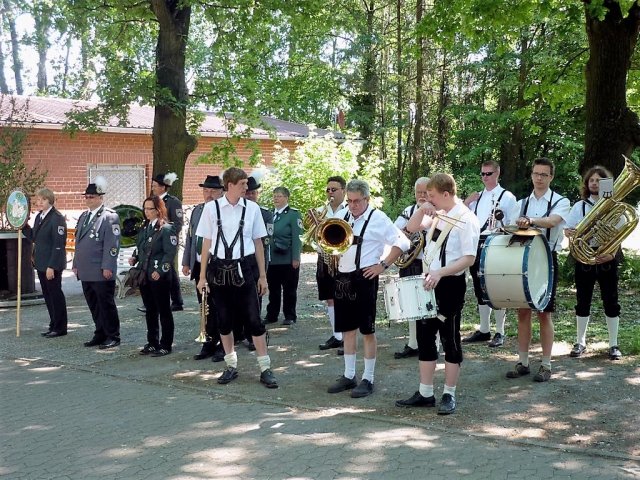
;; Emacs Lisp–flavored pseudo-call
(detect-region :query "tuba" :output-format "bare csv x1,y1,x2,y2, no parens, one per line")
569,155,640,265
395,230,425,268
114,204,145,248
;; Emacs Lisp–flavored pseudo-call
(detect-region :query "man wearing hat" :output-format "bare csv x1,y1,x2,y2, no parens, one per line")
151,172,184,311
183,175,225,361
242,174,273,348
72,177,122,349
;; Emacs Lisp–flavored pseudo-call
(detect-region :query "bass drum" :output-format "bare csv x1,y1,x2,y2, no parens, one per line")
114,204,145,248
479,231,553,310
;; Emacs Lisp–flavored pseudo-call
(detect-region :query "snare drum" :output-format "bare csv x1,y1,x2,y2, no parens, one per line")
383,275,438,322
479,232,553,310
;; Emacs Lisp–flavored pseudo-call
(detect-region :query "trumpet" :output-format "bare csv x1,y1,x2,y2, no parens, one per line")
195,287,210,343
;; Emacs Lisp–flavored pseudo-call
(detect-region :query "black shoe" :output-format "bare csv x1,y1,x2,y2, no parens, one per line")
139,344,158,355
394,344,419,359
438,393,456,415
151,348,171,357
218,367,238,384
505,362,531,379
488,332,505,348
41,330,52,337
44,331,67,338
282,318,293,326
263,317,278,325
193,346,214,360
84,338,103,347
327,375,357,393
609,346,622,360
211,348,225,363
137,306,147,313
99,339,120,349
260,369,279,388
319,336,344,350
395,391,436,408
462,330,491,343
351,379,374,398
570,343,586,357
337,348,344,356
171,304,184,312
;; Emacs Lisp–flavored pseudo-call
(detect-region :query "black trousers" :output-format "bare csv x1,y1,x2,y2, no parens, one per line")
81,280,120,341
574,259,620,317
37,269,68,333
399,257,423,278
266,264,300,322
140,277,174,350
169,262,183,307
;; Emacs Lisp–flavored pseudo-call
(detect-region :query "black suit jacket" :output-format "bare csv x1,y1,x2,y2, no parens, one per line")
32,208,67,272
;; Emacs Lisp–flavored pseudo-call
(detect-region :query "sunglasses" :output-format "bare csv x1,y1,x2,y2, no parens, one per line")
326,187,341,193
480,172,495,177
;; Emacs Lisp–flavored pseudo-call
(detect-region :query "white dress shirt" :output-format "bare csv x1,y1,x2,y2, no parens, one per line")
517,189,571,251
469,184,519,230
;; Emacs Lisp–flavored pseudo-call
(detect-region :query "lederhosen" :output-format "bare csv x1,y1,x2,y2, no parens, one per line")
399,204,423,278
334,209,378,335
417,227,466,364
572,199,621,318
470,190,507,304
205,199,265,338
519,192,564,313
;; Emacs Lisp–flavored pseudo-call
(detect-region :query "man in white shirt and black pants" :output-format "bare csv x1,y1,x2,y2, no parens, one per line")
327,179,410,398
196,167,277,389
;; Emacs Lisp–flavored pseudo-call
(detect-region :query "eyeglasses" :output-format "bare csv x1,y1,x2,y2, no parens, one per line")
532,172,551,179
326,187,341,193
480,172,495,177
346,198,367,206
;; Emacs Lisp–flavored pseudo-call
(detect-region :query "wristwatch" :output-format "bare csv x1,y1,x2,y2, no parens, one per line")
380,260,389,270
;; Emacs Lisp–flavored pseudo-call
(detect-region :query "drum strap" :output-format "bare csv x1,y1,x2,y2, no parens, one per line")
520,191,565,247
421,212,461,273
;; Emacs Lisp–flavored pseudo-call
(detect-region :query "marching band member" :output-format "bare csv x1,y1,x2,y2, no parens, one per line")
396,173,479,415
507,158,570,382
327,179,410,398
265,187,303,326
151,173,184,311
317,176,348,352
463,160,518,347
32,188,68,338
182,175,225,362
73,178,122,349
564,166,622,360
196,167,278,389
129,195,178,356
393,177,429,359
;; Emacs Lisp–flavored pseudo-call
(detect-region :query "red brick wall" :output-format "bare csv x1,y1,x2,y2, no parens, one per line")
18,128,296,209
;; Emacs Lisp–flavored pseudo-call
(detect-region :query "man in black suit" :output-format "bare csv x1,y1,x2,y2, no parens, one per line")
151,172,184,311
32,188,68,338
72,178,122,349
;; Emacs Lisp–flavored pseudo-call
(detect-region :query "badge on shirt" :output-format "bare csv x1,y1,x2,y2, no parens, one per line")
112,224,120,236
297,218,303,229
110,247,118,257
176,209,183,218
162,262,171,272
266,223,274,236
170,235,177,246
57,226,65,236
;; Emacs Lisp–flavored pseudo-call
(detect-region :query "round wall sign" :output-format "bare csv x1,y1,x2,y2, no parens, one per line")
6,189,30,229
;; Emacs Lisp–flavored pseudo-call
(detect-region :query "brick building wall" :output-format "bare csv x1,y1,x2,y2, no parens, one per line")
20,127,296,210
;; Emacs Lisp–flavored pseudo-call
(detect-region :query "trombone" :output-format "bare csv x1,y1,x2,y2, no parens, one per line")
195,286,211,343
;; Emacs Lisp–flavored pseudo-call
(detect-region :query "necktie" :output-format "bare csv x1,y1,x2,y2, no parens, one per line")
196,236,203,255
82,212,92,235
274,211,280,222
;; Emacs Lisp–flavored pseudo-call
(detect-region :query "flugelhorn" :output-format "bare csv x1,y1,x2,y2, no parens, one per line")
195,287,210,343
569,155,640,265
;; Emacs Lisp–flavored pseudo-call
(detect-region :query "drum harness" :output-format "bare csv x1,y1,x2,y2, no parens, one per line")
519,192,565,250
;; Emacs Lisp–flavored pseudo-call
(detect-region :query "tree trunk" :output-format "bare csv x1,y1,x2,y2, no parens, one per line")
3,0,22,95
0,25,9,94
583,1,640,177
394,0,404,201
434,51,448,166
357,0,377,161
34,13,48,92
411,0,424,180
150,0,197,200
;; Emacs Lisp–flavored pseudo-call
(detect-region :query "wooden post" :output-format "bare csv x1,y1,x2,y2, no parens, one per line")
16,228,22,337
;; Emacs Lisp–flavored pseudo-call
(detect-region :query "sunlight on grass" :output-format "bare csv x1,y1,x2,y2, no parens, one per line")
294,360,324,367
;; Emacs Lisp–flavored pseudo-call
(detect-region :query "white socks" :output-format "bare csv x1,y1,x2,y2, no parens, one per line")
328,306,342,341
257,355,271,373
408,320,418,350
419,383,434,398
443,384,456,397
344,354,356,379
362,358,376,383
606,316,619,347
576,316,590,346
495,309,506,335
478,304,491,333
518,351,529,367
224,351,238,369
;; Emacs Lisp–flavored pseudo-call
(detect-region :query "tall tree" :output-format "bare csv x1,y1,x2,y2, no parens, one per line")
2,0,23,94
